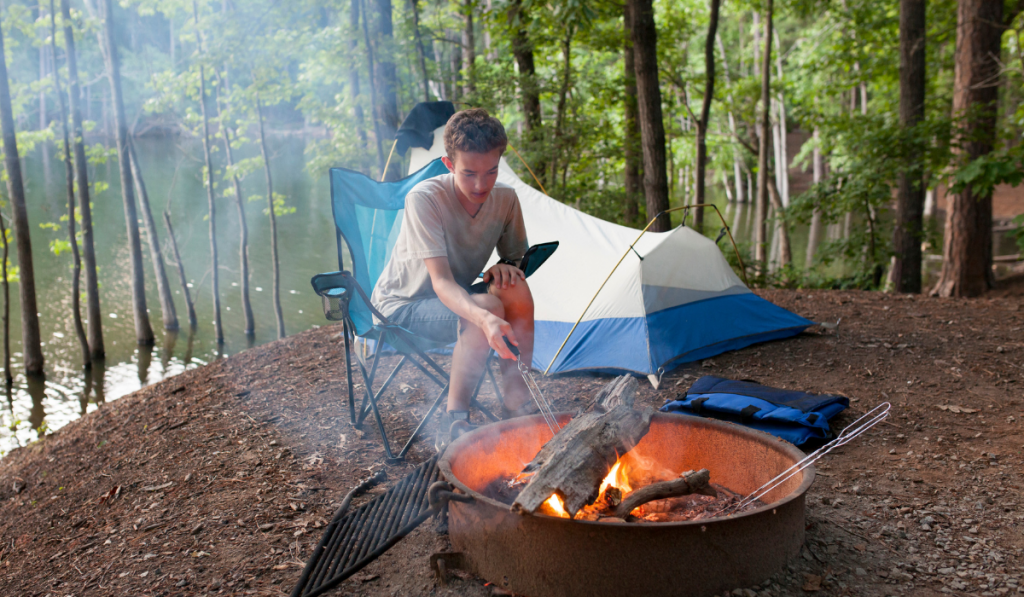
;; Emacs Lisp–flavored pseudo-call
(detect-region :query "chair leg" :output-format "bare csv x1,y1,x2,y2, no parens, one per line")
397,382,450,460
351,345,396,457
343,320,356,425
358,356,409,425
469,351,499,422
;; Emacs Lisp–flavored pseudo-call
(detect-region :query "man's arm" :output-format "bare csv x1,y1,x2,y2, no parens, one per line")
424,256,519,360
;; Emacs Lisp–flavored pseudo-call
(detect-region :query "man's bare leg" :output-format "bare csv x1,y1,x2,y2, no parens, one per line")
447,293,505,412
489,280,534,413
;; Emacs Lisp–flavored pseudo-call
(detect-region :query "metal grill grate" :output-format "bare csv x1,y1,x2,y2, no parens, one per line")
290,455,443,597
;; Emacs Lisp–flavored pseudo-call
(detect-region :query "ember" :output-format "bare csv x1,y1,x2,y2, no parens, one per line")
482,461,763,523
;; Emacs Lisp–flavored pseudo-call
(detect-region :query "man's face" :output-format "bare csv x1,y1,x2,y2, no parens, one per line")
442,147,503,205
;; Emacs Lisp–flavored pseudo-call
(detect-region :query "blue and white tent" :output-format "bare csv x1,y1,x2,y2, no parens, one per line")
407,126,812,384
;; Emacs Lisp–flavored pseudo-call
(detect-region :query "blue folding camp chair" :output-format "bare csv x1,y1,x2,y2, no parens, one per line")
311,158,527,460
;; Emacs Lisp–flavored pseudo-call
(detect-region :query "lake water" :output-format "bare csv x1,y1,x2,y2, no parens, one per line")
1,135,338,453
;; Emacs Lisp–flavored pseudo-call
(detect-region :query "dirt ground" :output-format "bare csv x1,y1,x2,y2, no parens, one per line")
1,281,1023,597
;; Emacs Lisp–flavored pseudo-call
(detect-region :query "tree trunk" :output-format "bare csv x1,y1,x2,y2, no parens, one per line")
623,0,641,224
509,0,545,189
754,0,773,269
892,0,926,293
373,0,402,181
932,0,1002,297
773,29,790,207
128,141,179,331
257,97,286,339
163,211,197,328
0,212,10,384
409,0,431,102
102,0,154,346
716,35,744,204
350,0,367,149
49,0,90,369
62,0,104,360
462,0,475,98
806,128,824,267
360,0,386,174
551,29,573,192
767,176,792,267
629,0,670,232
1,22,46,375
214,90,254,335
193,1,223,343
693,0,721,234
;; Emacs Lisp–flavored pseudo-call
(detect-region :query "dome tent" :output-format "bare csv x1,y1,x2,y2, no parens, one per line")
402,110,812,385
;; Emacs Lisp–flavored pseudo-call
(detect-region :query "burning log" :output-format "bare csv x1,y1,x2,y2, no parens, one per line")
614,469,716,519
512,376,653,518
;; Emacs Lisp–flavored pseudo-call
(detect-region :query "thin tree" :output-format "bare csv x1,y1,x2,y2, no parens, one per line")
193,0,223,342
256,95,285,338
0,22,45,376
508,0,545,187
891,0,926,293
372,0,402,180
409,0,431,101
717,35,745,204
551,27,573,191
628,0,670,231
693,0,721,233
932,0,1004,297
349,0,368,149
754,0,774,268
462,0,476,97
100,0,154,345
128,141,178,330
360,0,386,173
623,0,641,224
0,212,10,385
214,84,254,335
61,0,103,360
805,128,824,267
162,211,197,328
49,0,89,368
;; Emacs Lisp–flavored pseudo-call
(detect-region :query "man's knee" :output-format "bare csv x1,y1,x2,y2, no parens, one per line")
489,278,533,310
470,293,505,318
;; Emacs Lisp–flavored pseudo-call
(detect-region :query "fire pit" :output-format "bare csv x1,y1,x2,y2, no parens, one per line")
437,412,815,597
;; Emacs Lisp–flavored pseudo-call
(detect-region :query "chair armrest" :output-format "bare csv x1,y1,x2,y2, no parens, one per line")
310,271,356,321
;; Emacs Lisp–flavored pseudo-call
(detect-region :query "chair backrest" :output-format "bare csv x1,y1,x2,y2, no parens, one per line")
329,158,450,335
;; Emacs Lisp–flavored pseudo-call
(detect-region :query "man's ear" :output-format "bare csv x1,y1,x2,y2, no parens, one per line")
441,155,455,172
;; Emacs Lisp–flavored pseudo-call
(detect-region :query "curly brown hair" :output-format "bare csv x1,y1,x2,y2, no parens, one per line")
443,108,508,158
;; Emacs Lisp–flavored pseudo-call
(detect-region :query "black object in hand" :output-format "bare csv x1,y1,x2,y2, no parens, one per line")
503,337,521,358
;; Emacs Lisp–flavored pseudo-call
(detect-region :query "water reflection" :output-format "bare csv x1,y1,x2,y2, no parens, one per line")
1,134,336,454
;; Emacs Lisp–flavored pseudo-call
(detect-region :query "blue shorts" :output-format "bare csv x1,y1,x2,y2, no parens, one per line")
387,282,489,344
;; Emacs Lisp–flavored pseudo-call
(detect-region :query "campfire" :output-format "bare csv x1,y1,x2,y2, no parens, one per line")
436,375,816,597
481,375,759,523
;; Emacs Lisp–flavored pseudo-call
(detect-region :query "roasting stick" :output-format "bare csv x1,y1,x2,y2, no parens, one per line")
504,339,560,435
724,402,891,515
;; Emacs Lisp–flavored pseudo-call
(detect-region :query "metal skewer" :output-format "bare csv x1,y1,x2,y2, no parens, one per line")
504,338,560,436
723,401,891,515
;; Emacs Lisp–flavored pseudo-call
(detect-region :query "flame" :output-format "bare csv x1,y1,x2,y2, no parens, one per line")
598,460,633,496
544,494,570,518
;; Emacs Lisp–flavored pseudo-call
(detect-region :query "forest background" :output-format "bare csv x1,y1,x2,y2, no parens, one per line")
0,0,1023,444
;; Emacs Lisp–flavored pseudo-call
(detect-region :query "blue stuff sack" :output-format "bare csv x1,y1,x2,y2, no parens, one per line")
660,376,850,446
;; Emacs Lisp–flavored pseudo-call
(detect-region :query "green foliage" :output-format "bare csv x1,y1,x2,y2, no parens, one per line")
1012,214,1024,256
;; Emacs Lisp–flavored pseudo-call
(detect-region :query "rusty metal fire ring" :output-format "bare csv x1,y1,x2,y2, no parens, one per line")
438,412,815,597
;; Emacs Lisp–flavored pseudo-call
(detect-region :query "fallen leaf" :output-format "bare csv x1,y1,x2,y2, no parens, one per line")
802,573,822,592
937,405,979,414
142,482,174,492
853,543,866,552
351,573,379,583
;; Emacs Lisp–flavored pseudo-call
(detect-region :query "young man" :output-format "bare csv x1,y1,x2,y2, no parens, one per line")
370,109,536,451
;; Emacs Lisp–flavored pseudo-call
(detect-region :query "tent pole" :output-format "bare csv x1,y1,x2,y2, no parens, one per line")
542,203,747,376
380,138,399,182
507,142,548,196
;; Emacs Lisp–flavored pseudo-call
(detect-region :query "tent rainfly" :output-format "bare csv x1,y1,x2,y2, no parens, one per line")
398,104,812,386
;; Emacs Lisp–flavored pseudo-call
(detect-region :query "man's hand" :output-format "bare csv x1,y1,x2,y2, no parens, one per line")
482,263,524,290
480,311,519,360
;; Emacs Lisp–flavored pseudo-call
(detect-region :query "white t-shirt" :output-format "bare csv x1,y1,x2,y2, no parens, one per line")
371,173,529,317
